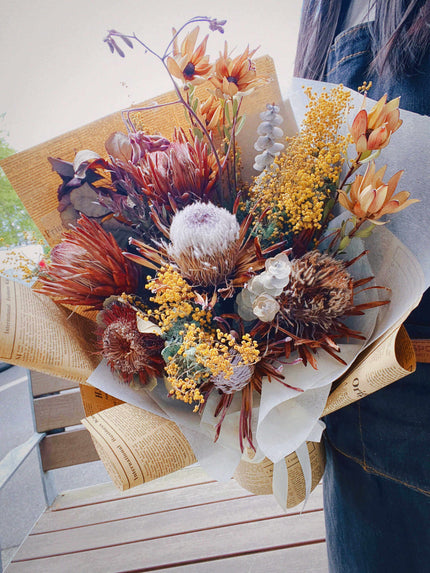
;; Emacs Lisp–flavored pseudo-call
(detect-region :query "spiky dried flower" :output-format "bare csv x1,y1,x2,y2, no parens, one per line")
132,129,218,218
212,354,255,394
168,202,241,287
97,300,165,385
280,251,353,339
37,216,140,310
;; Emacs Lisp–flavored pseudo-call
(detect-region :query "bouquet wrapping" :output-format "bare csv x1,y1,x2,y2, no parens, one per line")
1,21,429,508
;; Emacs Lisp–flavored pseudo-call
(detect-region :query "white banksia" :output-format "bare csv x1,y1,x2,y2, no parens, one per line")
168,202,241,286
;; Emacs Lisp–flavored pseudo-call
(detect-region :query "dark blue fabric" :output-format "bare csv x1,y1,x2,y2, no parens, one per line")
319,21,430,573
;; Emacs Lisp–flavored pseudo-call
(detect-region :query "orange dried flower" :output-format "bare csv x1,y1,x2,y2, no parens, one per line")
338,162,419,222
200,94,223,131
210,42,263,98
37,216,140,309
350,94,403,153
166,26,212,84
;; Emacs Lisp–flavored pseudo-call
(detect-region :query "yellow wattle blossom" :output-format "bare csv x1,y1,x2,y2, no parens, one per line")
145,265,260,409
166,323,259,409
250,85,351,234
146,265,197,331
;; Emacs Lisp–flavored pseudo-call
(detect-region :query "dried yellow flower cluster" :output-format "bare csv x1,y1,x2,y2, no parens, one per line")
166,323,259,410
250,85,351,234
147,266,260,409
146,266,212,331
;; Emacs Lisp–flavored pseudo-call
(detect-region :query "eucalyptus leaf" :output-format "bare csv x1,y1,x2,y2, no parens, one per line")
339,235,351,250
354,223,376,238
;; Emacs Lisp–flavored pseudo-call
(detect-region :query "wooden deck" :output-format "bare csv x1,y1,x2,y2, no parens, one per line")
6,467,328,572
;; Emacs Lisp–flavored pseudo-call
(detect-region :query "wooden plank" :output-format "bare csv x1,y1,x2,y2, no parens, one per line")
34,389,85,432
39,427,99,471
17,494,324,560
32,479,255,533
8,510,326,572
30,370,79,397
50,466,214,510
155,542,328,572
33,478,322,534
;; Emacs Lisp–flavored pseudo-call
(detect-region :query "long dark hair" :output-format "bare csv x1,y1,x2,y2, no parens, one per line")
294,0,430,79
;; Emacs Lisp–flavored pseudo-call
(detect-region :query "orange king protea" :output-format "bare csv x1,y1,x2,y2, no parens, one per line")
37,216,140,310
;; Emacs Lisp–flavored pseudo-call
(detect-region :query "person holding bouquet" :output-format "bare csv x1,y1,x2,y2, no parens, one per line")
294,1,430,571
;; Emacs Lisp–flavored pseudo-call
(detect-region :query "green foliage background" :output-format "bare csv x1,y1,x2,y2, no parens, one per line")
0,126,44,247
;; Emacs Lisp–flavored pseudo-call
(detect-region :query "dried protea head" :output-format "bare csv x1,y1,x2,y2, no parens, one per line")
280,251,353,338
168,202,241,287
37,216,140,310
136,129,218,219
212,355,255,394
97,301,165,385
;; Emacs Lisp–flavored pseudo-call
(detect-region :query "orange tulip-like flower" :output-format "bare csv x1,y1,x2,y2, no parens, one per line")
350,94,403,153
200,94,223,131
338,162,418,222
210,42,263,98
166,26,212,84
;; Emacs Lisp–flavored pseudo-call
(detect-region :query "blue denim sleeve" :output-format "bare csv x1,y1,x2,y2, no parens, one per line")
319,21,430,573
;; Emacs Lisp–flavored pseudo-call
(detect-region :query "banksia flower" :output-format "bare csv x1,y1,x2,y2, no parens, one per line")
168,202,241,287
97,300,165,385
280,251,353,339
37,216,140,310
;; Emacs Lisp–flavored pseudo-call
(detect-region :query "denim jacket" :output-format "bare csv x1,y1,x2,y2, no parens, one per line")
320,21,430,572
324,20,430,337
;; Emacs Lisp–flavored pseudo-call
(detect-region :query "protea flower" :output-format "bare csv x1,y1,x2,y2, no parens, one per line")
132,129,218,218
128,200,286,296
350,94,402,153
97,300,165,385
167,202,241,287
166,26,213,84
37,216,140,310
339,162,418,222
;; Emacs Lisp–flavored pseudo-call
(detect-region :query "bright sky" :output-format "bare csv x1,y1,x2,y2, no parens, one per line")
0,0,302,151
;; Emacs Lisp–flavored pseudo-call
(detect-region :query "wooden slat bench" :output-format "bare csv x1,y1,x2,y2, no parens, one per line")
30,371,99,471
6,467,328,572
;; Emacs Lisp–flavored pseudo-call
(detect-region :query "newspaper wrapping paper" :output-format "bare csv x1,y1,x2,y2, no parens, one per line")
83,80,428,507
1,74,427,507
